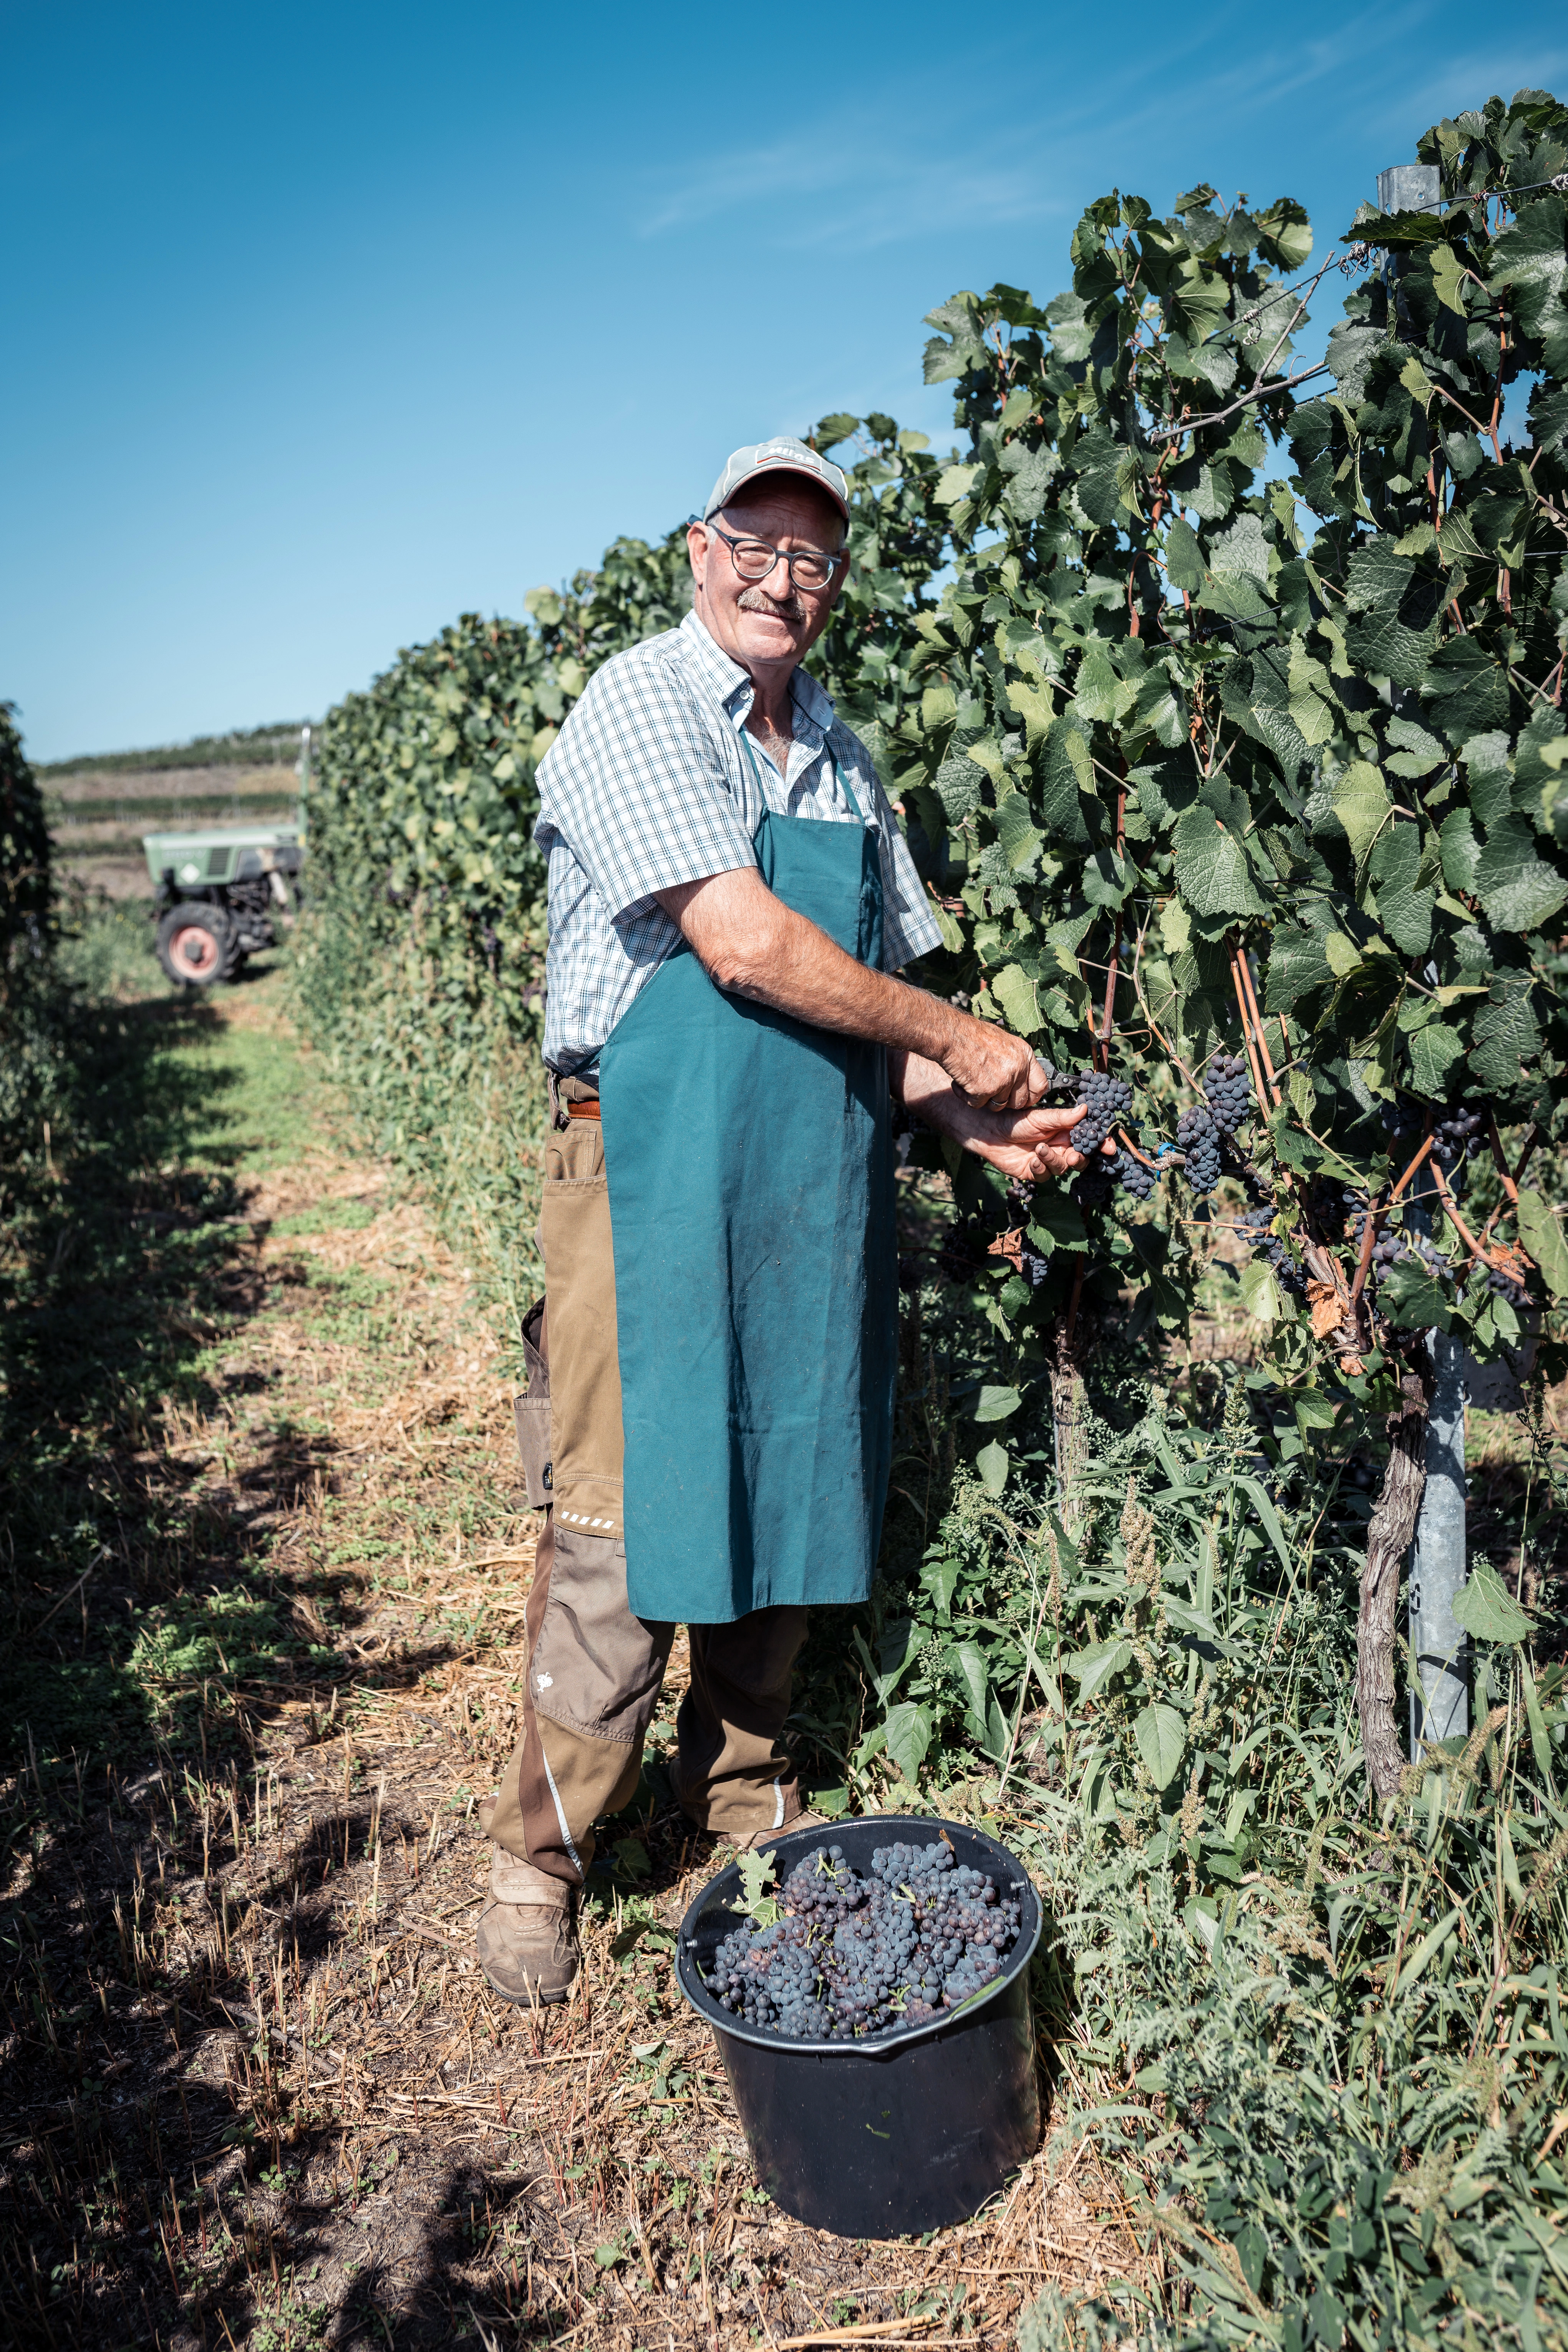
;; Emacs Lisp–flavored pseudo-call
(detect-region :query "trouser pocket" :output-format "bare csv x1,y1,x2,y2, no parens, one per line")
513,1295,552,1509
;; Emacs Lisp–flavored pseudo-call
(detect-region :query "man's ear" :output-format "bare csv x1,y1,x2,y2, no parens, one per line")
686,521,708,584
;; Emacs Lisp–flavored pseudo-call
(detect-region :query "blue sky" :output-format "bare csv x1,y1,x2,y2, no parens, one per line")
5,1,1565,764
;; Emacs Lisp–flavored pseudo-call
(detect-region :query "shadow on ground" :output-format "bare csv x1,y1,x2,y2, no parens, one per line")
0,980,552,2347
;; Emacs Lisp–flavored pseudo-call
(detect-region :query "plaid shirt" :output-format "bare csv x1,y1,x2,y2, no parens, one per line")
535,610,941,1074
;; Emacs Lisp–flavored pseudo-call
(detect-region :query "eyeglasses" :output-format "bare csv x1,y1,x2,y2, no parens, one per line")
703,519,847,594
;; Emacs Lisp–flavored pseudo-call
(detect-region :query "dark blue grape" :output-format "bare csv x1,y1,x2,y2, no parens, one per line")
1204,1053,1252,1136
1467,1263,1528,1311
702,1841,1023,2043
1353,1211,1450,1291
1240,1204,1308,1298
1308,1177,1354,1239
1114,1146,1155,1201
1074,1158,1114,1213
1177,1105,1220,1195
1068,1069,1133,1156
1432,1104,1483,1172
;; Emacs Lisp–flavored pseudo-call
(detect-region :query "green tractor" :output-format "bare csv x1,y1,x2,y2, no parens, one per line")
143,728,310,985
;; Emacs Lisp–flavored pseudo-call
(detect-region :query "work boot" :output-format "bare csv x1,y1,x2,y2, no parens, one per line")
683,1805,835,1856
475,1845,579,2004
728,1808,834,1853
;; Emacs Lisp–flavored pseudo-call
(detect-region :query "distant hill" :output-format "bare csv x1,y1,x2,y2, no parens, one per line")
39,721,315,779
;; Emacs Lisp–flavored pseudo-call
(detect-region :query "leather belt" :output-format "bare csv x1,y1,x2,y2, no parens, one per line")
565,1098,602,1120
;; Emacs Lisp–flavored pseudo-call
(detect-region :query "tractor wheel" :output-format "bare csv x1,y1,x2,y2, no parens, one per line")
156,903,235,986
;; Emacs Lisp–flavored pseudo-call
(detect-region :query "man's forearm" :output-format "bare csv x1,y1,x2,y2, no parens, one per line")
893,1049,994,1145
658,870,961,1061
655,865,1048,1111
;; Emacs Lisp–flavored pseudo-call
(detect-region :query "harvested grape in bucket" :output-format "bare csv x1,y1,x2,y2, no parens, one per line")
705,1837,1023,2040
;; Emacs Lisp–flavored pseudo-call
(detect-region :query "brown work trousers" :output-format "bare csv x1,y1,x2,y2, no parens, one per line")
480,1091,810,1890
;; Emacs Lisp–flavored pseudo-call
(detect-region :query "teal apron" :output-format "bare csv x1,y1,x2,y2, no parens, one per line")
597,742,897,1624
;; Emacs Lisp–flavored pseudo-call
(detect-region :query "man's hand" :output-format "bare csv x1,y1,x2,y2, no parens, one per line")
958,1101,1099,1181
894,1050,1112,1179
940,1019,1048,1114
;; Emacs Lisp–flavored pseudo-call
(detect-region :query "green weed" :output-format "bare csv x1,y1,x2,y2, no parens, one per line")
927,1391,1568,2349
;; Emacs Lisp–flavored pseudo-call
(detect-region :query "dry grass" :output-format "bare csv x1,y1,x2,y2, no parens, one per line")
0,979,1134,2350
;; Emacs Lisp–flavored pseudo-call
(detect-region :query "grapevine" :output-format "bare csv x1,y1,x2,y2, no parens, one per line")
899,90,1568,1797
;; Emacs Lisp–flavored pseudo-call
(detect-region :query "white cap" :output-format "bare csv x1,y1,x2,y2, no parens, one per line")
703,436,850,523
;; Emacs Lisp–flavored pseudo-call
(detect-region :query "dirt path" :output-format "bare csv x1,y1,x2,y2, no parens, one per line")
0,967,1128,2349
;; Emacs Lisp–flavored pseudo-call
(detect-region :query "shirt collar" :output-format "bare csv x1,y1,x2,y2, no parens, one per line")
678,609,835,739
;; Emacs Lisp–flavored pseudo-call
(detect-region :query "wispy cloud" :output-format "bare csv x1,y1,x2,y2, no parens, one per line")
629,3,1540,261
1392,40,1568,138
633,120,1066,253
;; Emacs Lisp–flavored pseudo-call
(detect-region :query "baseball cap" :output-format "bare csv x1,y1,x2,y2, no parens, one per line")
703,436,850,524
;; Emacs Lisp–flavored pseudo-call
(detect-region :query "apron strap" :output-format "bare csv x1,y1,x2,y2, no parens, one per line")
739,721,865,825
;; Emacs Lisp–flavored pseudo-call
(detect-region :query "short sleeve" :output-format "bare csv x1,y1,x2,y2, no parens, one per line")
535,645,758,926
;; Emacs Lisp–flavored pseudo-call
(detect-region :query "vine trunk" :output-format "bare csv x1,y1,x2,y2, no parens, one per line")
1356,1355,1432,1802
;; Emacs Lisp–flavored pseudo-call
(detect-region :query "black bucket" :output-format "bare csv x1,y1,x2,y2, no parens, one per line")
675,1812,1042,2238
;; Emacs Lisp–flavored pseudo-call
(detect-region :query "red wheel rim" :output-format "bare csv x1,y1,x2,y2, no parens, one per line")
168,922,221,981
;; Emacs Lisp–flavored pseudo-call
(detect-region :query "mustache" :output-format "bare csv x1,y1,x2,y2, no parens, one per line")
737,585,807,624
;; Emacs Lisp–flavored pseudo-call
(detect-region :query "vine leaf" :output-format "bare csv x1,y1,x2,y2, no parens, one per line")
1517,1188,1568,1301
990,962,1041,1034
1172,807,1268,917
1475,817,1568,933
1240,1259,1285,1323
737,1849,780,1929
1408,1021,1465,1097
1331,763,1392,873
1308,1281,1344,1339
1380,1260,1454,1332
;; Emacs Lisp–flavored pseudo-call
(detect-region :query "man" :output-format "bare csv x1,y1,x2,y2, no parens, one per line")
476,436,1091,2003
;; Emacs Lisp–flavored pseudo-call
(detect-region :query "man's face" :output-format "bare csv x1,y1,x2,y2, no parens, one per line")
687,480,848,680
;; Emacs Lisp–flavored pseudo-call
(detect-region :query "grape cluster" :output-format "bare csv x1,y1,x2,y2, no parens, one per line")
1308,1176,1356,1241
1070,1070,1134,1156
1074,1157,1114,1213
1114,1146,1155,1201
781,1848,864,1923
1380,1097,1423,1148
1240,1161,1272,1208
1240,1205,1308,1298
1019,1239,1051,1289
1177,1105,1221,1195
1369,1225,1411,1280
705,1839,1024,2042
1432,1106,1483,1171
1352,1209,1448,1287
1471,1263,1530,1311
1205,1054,1253,1135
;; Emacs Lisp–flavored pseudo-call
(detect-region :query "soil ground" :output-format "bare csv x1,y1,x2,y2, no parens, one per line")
0,950,1132,2350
